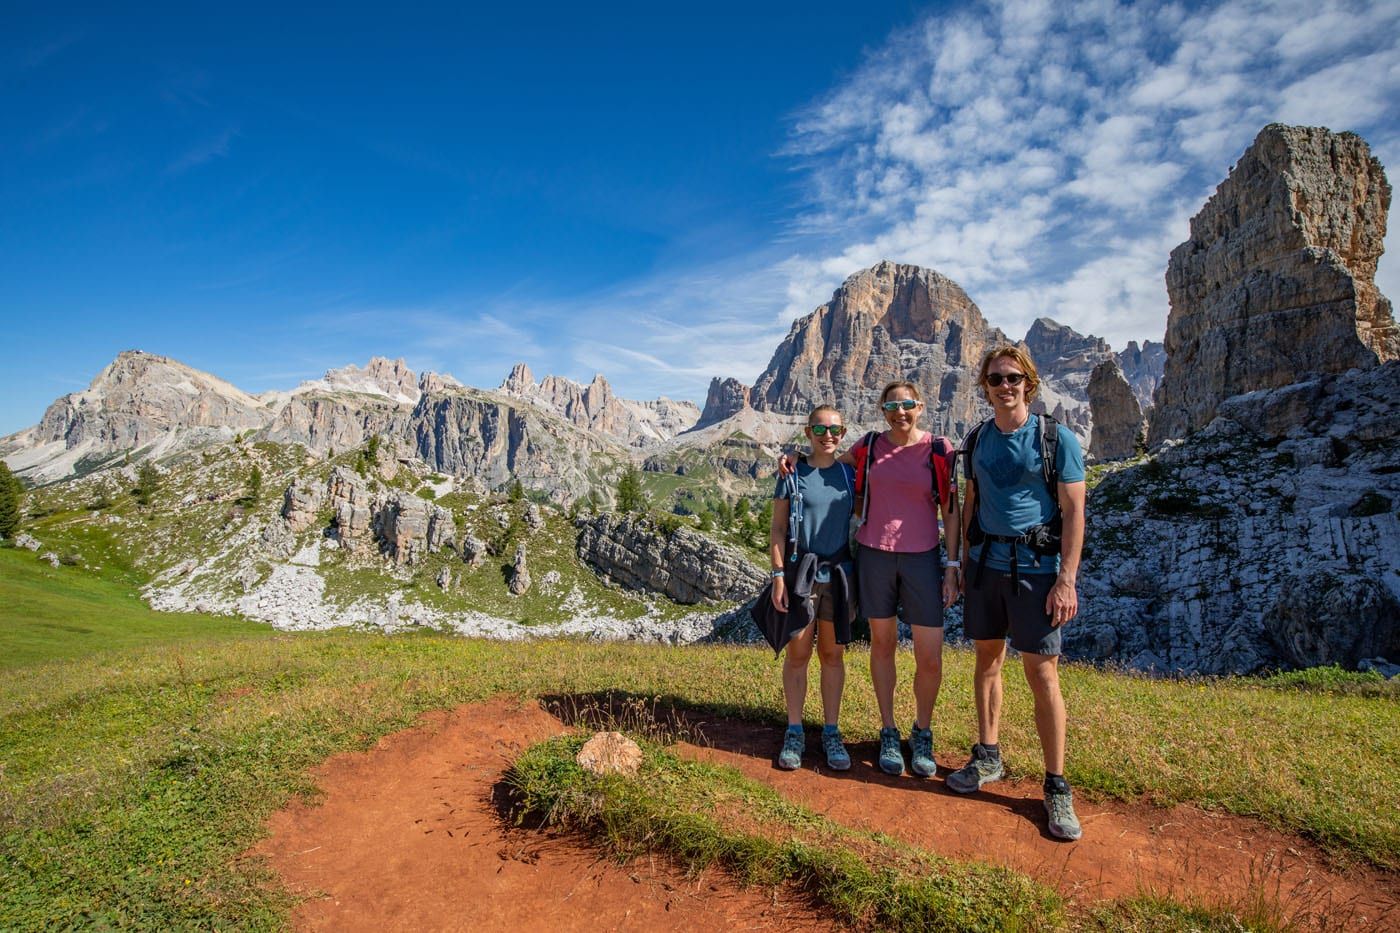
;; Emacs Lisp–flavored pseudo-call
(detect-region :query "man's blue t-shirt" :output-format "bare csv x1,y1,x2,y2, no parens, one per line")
773,461,855,560
969,417,1084,574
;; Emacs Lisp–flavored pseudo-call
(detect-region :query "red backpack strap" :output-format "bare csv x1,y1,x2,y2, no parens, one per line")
929,436,957,510
852,431,878,518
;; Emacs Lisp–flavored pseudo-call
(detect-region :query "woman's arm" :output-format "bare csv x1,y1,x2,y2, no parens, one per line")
768,497,790,611
941,489,961,607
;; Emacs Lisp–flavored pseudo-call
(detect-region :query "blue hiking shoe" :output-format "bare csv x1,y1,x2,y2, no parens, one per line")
821,726,851,771
878,726,905,775
777,726,804,770
909,723,936,777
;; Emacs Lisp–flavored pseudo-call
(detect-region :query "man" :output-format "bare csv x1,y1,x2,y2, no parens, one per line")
947,346,1087,841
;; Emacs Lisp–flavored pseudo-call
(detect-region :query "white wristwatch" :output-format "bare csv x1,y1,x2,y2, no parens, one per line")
945,560,961,568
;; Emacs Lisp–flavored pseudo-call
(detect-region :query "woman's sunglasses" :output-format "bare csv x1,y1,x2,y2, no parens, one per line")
808,424,846,437
881,399,919,412
984,372,1028,387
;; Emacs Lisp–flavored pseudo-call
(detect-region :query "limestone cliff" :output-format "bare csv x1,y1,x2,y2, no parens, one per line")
497,364,698,447
695,377,752,429
575,513,767,603
1151,124,1396,444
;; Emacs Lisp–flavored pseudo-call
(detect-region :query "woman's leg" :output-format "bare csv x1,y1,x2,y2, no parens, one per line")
782,621,816,725
868,616,899,729
911,625,945,729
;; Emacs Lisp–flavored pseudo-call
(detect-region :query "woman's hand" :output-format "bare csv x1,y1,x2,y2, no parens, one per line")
942,566,961,608
770,576,788,612
777,452,797,476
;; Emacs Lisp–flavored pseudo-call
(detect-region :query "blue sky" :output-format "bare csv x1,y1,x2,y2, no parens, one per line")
3,0,1398,435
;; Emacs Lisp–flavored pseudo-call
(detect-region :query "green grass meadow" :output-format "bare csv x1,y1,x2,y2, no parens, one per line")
2,546,1398,929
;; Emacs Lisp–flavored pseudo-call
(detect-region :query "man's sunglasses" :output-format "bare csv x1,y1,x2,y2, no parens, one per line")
808,424,847,437
881,399,919,412
984,372,1028,387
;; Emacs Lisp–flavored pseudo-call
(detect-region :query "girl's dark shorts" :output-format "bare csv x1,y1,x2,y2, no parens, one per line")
856,546,942,628
963,570,1061,655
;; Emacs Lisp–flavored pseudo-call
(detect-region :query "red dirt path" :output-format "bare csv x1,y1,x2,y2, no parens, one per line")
252,697,1399,931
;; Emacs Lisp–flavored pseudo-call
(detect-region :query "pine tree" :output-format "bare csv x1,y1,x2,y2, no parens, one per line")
134,463,160,507
509,479,525,502
242,464,263,506
0,461,22,540
615,466,645,514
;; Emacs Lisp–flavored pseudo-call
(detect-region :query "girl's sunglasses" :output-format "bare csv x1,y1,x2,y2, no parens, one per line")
984,372,1027,387
881,399,918,411
808,424,846,437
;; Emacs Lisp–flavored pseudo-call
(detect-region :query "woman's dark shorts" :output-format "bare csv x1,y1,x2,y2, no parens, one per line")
856,546,942,628
963,570,1061,655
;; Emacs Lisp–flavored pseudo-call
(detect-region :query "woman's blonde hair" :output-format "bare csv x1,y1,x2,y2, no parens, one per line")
878,380,922,405
977,346,1041,402
807,404,843,425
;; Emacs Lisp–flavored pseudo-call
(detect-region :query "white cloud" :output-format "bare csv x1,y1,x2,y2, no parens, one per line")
776,0,1400,351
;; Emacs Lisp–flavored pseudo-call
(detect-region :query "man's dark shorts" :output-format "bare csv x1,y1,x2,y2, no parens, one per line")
856,547,942,628
963,570,1061,655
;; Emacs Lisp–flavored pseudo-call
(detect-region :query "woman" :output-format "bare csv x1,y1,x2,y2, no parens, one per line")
781,382,960,776
768,405,857,771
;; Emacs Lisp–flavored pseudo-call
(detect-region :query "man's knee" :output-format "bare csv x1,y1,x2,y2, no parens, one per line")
974,639,1006,672
1021,653,1061,694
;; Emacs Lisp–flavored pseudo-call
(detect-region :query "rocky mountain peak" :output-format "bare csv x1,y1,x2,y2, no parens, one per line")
316,357,420,405
1024,318,1111,375
1151,123,1396,444
695,377,752,430
500,363,535,394
750,261,1009,433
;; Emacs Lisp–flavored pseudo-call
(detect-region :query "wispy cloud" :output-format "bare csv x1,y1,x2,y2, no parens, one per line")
777,0,1400,349
166,126,238,174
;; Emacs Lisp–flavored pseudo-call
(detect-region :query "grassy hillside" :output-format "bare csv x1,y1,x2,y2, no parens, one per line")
2,551,1398,929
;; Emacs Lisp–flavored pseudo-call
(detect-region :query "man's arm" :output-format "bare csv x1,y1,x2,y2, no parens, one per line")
958,477,976,595
1045,480,1086,626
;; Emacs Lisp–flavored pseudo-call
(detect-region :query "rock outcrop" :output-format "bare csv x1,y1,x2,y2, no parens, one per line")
1151,124,1396,445
751,262,1010,436
576,513,767,603
1023,318,1113,392
281,481,324,533
508,542,531,595
260,395,410,456
695,377,752,429
1069,361,1400,674
318,357,420,405
576,732,643,776
1086,361,1145,461
328,466,375,549
1117,340,1166,414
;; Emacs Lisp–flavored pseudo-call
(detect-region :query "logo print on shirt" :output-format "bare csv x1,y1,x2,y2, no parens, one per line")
984,448,1025,490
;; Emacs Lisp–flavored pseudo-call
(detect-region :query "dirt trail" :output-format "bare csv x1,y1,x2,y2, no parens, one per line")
253,698,1398,931
250,697,834,932
679,718,1399,928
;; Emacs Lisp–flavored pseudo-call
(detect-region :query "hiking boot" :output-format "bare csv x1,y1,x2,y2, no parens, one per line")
946,743,1004,794
878,726,905,775
821,727,851,771
908,723,936,777
777,726,805,770
1044,786,1082,841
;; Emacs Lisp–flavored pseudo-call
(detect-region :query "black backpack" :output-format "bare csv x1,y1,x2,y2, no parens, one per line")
958,413,1062,586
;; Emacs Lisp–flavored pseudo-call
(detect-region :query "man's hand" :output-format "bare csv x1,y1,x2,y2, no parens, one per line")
778,452,797,476
1045,574,1077,627
770,576,789,612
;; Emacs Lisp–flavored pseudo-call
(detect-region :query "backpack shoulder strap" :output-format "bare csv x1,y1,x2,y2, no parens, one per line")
959,419,990,488
1038,413,1059,494
929,435,956,510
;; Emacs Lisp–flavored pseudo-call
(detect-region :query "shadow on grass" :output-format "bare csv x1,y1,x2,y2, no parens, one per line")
537,689,1056,839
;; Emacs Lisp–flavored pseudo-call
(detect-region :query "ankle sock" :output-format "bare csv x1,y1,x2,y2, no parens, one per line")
786,723,804,734
822,723,840,735
1044,772,1070,793
981,743,1000,757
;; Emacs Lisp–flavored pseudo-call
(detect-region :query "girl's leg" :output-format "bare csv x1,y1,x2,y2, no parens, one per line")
782,621,816,725
815,620,845,726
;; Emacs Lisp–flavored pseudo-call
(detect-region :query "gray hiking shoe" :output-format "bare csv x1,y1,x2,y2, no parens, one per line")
878,726,905,775
1045,786,1083,841
777,727,804,770
946,743,1004,794
821,728,851,771
909,723,936,777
